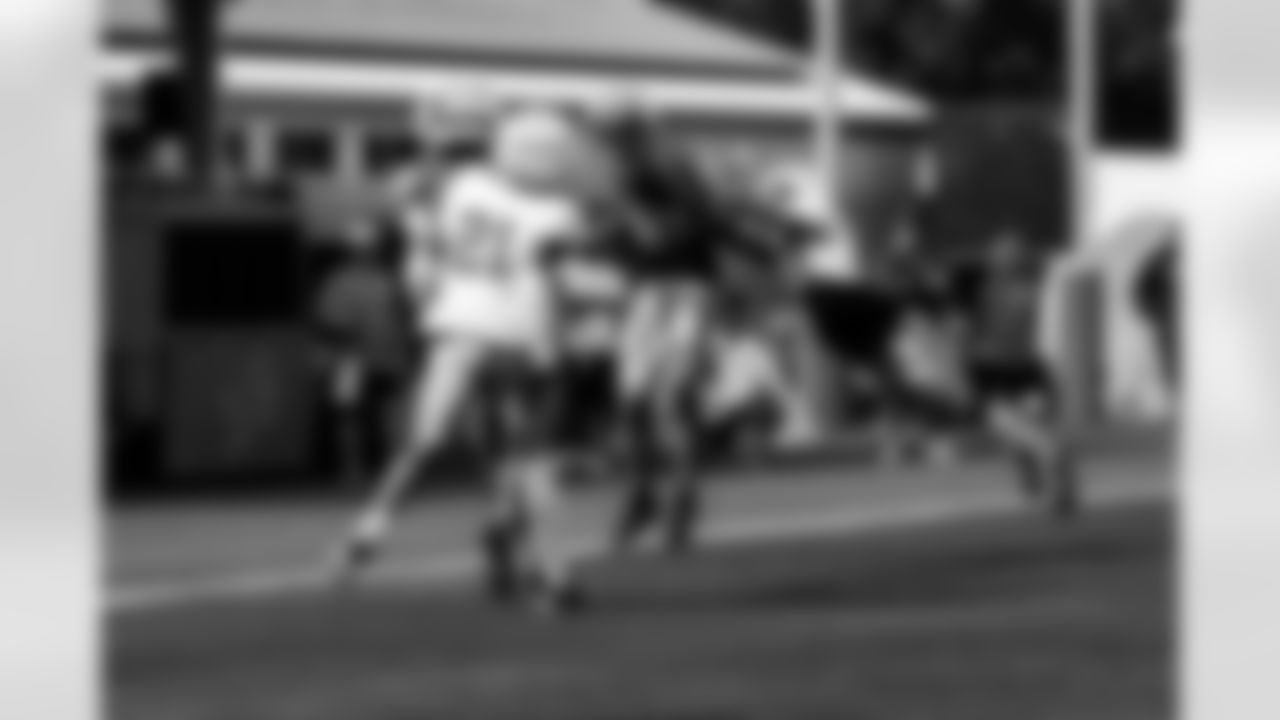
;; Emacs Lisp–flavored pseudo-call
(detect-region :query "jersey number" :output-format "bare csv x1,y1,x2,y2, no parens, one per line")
440,211,515,279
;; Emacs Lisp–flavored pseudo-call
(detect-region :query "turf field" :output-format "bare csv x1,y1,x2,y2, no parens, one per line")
109,449,1172,720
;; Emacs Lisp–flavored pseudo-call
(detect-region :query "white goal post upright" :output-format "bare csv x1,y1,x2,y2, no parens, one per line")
775,0,850,445
811,0,852,269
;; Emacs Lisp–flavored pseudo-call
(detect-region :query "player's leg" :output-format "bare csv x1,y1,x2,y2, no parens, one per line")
555,351,616,484
612,402,661,550
654,286,715,554
508,450,588,616
475,364,529,603
987,402,1080,520
908,378,968,468
883,371,969,468
621,285,698,552
333,336,485,579
977,362,1080,520
611,286,666,550
490,362,589,615
612,413,661,551
656,382,706,554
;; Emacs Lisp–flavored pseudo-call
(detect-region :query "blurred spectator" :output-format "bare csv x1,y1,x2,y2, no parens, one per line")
880,210,935,288
312,220,415,484
1134,239,1179,393
956,232,1055,414
888,276,969,465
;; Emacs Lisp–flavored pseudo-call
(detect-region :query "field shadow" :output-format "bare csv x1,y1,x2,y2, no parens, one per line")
595,505,1171,618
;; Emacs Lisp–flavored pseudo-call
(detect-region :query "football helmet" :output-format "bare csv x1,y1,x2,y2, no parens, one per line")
490,105,592,192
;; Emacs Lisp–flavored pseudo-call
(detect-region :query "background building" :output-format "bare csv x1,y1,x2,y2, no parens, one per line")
102,0,931,238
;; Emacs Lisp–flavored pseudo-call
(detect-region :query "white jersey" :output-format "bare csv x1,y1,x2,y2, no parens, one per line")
425,166,587,354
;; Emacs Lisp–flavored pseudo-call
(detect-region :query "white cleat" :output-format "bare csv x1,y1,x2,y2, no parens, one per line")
1046,457,1082,523
527,575,590,621
330,514,390,588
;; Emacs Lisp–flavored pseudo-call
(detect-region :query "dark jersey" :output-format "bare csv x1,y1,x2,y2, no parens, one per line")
954,260,1043,363
607,131,725,280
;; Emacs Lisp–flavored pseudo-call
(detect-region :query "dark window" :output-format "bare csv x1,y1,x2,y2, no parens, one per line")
366,132,418,174
1095,0,1180,151
277,127,334,175
1096,65,1179,150
138,70,184,137
165,219,303,326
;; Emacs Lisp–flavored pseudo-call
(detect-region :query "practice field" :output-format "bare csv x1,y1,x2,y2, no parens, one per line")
109,450,1173,720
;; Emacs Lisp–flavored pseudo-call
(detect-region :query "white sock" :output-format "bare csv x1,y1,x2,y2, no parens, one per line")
353,509,390,545
516,456,575,587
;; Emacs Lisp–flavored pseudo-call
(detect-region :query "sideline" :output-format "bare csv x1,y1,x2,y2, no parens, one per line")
110,481,1164,616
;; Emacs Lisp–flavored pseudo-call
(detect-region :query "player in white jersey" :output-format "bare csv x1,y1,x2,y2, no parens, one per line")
334,106,598,615
392,89,502,305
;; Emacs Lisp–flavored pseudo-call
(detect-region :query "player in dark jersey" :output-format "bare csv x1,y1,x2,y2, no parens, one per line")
601,110,719,554
588,105,779,554
942,237,1080,518
792,231,1079,520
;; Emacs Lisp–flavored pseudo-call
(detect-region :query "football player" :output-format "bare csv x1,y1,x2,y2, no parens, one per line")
584,98,782,555
334,103,600,616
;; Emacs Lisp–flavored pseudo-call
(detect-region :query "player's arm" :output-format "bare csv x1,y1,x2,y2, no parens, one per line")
542,212,627,304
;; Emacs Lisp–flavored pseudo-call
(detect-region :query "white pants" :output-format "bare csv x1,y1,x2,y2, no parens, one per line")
616,282,714,404
405,333,556,454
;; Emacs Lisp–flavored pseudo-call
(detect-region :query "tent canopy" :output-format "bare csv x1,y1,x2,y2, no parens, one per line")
103,0,930,123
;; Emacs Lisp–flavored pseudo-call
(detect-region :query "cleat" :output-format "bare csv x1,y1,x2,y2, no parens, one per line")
528,577,590,620
331,512,389,587
481,522,524,605
613,486,659,554
1012,452,1042,502
331,535,381,588
1046,456,1082,522
664,490,702,556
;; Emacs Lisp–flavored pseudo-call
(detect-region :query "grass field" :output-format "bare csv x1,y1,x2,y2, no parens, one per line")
110,499,1172,720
